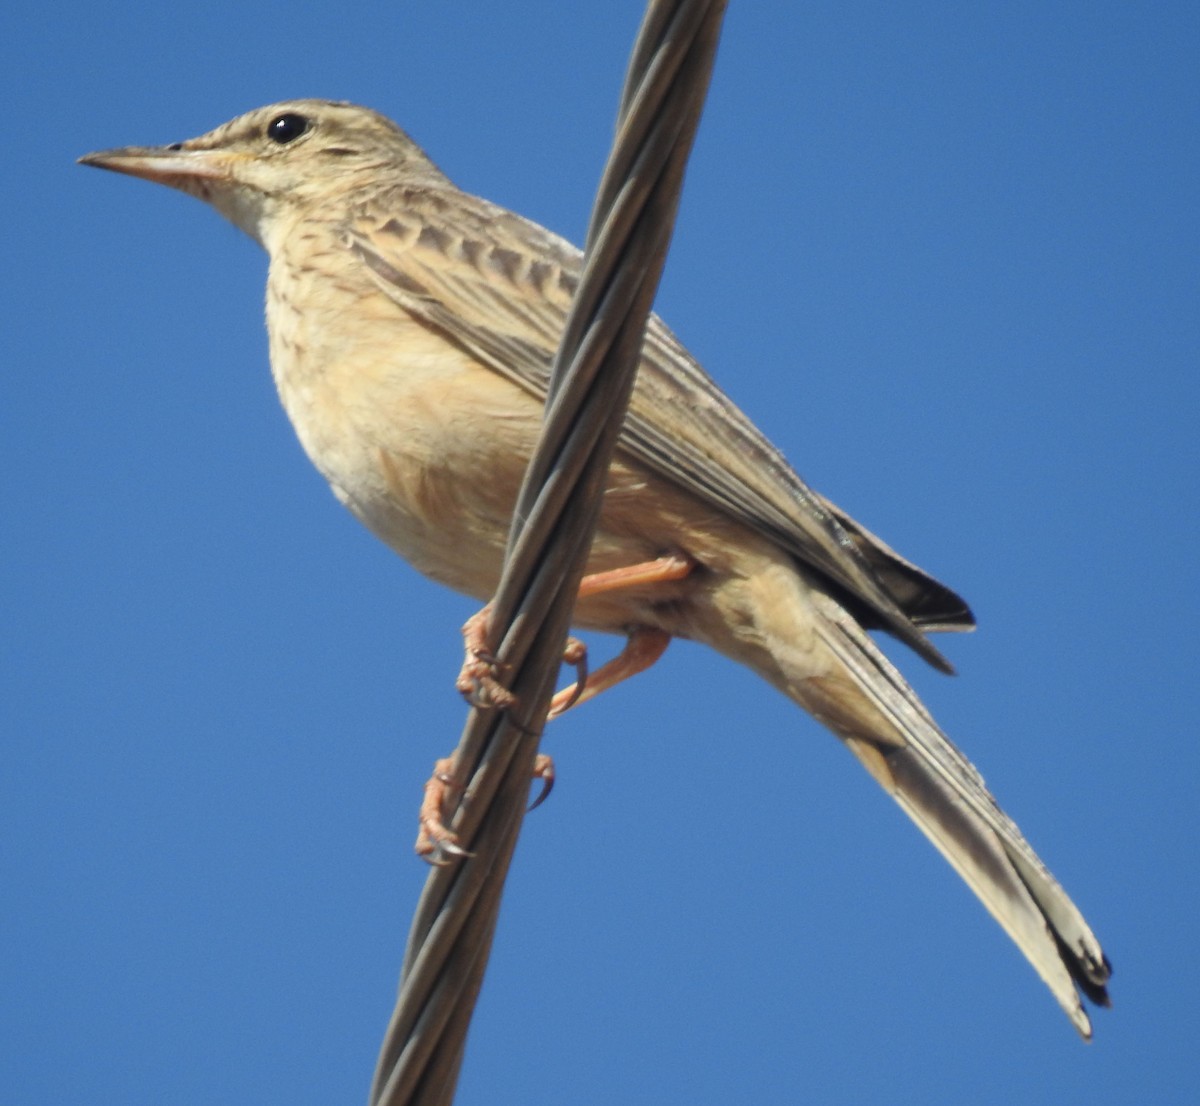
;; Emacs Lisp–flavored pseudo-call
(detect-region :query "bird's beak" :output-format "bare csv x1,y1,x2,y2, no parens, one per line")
78,145,237,195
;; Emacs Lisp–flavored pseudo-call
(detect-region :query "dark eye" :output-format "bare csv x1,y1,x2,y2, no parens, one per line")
266,113,311,144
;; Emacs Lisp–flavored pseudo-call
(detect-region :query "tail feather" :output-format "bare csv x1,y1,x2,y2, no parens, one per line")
792,592,1110,1037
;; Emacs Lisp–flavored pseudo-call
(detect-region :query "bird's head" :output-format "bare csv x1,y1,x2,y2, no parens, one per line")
79,100,447,248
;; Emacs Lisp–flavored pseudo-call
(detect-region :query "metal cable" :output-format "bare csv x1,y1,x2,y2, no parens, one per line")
369,3,728,1102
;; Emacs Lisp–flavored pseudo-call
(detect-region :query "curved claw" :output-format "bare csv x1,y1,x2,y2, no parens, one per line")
527,754,556,812
552,638,589,716
428,838,475,865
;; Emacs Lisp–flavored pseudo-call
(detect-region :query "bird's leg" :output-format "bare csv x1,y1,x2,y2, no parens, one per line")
433,553,692,855
415,753,555,860
455,553,693,711
548,625,671,718
575,552,695,600
549,552,694,716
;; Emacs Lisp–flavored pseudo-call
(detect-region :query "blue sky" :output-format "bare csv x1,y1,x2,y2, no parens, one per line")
5,2,1197,1102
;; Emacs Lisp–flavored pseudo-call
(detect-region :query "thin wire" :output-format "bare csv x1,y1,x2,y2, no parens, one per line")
369,3,728,1103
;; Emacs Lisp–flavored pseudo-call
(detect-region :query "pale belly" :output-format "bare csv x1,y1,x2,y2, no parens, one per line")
264,263,772,642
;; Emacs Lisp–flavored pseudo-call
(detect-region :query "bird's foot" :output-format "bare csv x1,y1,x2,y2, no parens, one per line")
456,606,516,709
415,753,556,862
457,607,593,714
548,626,671,718
415,757,470,863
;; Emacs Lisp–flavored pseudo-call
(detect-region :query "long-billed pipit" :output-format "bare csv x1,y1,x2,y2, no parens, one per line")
80,100,1110,1036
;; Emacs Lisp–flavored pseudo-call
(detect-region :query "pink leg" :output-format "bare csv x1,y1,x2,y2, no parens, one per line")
455,553,693,712
548,626,671,718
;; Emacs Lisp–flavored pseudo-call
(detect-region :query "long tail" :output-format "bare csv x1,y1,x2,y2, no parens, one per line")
764,585,1111,1037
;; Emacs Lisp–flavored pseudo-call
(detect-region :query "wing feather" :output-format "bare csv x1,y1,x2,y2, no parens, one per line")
348,186,972,667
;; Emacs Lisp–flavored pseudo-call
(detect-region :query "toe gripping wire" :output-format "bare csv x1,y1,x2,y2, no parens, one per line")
368,3,729,1104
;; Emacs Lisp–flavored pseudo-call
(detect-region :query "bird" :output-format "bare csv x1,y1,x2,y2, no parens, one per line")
79,99,1110,1036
